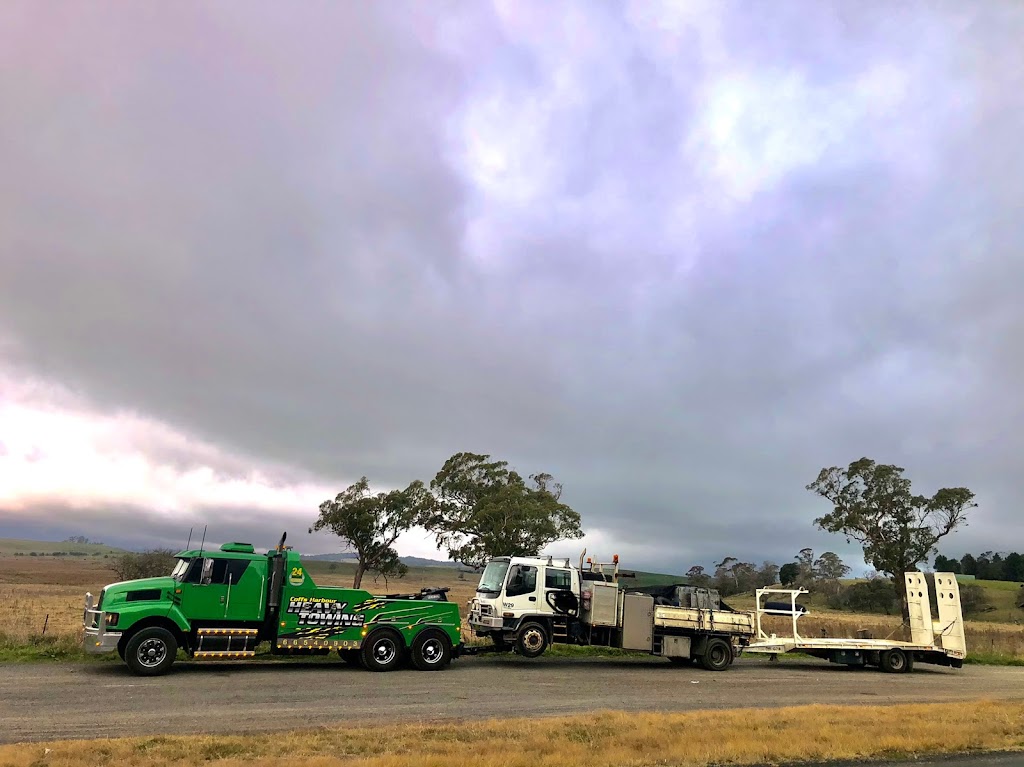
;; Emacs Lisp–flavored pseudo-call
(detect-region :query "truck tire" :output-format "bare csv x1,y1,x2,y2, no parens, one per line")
515,622,548,658
410,629,452,671
361,629,404,672
879,648,911,673
124,627,177,676
698,638,732,671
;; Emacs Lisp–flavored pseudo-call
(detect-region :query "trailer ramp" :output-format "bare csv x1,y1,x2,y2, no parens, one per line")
743,572,966,672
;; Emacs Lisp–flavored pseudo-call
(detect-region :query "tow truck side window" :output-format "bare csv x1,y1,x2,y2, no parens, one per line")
505,565,537,597
181,558,249,585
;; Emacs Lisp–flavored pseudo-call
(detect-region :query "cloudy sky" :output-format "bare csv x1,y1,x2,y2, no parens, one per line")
1,1,1022,575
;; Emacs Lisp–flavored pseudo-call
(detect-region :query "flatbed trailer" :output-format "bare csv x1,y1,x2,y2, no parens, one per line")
743,572,966,672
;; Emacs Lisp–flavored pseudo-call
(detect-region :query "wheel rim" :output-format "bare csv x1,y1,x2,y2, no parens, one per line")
137,638,167,667
420,637,445,665
709,644,728,666
888,652,905,671
522,628,544,651
372,638,397,665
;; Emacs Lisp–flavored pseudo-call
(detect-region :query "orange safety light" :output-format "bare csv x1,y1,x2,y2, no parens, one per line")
613,554,619,564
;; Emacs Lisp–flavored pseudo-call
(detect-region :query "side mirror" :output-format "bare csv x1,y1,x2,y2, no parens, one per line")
201,558,214,585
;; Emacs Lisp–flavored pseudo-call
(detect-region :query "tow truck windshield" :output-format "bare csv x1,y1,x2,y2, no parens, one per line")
477,560,510,594
171,558,190,582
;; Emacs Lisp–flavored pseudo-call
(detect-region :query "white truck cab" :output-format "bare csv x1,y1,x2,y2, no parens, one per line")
468,555,582,655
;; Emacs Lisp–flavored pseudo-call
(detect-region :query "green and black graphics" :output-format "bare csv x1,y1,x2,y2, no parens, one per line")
275,577,460,651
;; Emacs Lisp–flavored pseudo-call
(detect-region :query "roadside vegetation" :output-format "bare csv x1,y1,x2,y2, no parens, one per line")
2,549,1022,664
1,700,1022,767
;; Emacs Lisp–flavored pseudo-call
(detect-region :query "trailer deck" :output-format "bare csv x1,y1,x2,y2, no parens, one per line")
743,572,966,672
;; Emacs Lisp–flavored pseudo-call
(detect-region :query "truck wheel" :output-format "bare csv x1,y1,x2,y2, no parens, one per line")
410,629,452,671
125,627,177,676
879,648,911,673
361,629,404,672
515,622,548,658
698,638,732,671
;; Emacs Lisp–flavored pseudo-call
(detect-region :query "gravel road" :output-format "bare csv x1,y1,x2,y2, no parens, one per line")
4,657,1024,744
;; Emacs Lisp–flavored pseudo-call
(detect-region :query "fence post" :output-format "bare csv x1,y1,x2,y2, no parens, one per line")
42,614,49,635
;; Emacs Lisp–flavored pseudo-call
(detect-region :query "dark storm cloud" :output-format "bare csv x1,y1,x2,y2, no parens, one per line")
1,1,1022,573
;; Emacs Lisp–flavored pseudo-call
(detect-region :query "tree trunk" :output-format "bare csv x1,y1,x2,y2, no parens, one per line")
353,562,366,589
893,570,910,626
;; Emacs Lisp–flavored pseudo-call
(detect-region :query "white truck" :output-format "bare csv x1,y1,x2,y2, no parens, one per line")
467,551,756,670
467,552,968,674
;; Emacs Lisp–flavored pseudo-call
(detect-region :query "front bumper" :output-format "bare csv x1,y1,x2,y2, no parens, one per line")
83,592,121,654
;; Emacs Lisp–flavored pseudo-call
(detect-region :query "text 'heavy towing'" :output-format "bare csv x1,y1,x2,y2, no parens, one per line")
467,551,756,670
83,532,461,676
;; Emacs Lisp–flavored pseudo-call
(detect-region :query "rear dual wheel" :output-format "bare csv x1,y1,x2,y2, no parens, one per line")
354,628,453,672
879,648,913,673
410,629,452,671
698,638,733,671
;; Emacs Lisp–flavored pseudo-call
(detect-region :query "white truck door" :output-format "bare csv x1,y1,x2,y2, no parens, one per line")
502,563,540,616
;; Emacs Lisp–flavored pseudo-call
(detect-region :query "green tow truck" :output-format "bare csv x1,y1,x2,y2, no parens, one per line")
83,533,461,676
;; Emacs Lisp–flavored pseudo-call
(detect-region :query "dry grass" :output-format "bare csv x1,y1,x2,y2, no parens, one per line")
1,700,1023,766
0,556,113,643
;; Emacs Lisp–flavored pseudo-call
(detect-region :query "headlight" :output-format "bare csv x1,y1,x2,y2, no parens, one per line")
104,612,119,627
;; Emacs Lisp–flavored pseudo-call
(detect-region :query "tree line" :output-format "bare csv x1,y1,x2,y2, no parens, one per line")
933,551,1024,582
684,547,851,598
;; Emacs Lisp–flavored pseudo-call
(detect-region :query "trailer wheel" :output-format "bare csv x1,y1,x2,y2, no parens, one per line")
515,622,548,658
411,629,452,671
124,627,177,676
879,648,910,673
698,638,732,671
361,629,405,672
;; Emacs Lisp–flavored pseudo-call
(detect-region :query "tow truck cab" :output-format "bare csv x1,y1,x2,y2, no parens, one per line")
84,534,462,676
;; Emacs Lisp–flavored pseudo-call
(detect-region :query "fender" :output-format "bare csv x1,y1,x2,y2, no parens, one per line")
164,603,193,634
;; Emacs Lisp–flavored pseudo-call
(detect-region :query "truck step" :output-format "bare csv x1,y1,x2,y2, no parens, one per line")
196,628,259,636
193,650,257,659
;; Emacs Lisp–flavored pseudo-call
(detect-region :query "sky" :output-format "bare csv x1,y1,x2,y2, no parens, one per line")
1,1,1022,576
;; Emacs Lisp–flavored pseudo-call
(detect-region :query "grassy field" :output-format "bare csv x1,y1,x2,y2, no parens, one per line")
1,700,1023,767
2,546,1022,662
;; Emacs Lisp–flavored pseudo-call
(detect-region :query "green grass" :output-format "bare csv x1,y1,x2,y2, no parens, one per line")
0,632,106,663
962,651,1024,667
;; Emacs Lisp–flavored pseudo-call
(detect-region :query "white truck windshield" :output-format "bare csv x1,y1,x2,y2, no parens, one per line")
477,561,510,594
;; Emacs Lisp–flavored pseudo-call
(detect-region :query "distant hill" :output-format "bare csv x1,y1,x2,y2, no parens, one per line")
301,551,460,569
0,536,128,557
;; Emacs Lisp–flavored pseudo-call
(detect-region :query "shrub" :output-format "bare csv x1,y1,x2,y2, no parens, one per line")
110,549,177,581
827,579,899,615
959,583,992,616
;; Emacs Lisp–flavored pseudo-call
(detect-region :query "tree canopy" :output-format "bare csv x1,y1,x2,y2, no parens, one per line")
310,476,428,588
807,457,976,618
419,452,584,568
